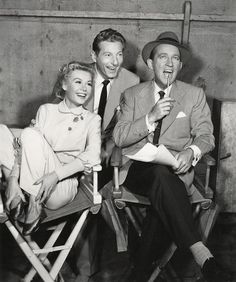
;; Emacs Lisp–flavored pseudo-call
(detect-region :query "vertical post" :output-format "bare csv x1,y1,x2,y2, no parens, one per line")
182,1,191,44
92,167,102,204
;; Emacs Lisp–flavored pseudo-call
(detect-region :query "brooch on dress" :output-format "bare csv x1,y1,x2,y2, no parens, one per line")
68,115,84,131
73,116,84,122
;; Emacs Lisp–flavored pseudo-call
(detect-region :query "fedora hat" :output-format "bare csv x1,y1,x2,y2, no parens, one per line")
142,31,190,64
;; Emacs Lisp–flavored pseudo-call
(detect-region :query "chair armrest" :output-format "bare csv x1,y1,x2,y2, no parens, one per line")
194,154,216,199
91,165,102,204
201,154,216,166
110,146,123,198
0,192,4,214
93,165,102,172
76,165,102,205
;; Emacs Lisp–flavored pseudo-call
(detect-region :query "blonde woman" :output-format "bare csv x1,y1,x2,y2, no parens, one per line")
0,61,101,235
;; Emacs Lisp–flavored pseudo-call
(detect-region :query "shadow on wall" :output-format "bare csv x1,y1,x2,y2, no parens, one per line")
178,45,205,85
123,40,140,74
124,39,153,82
16,95,50,127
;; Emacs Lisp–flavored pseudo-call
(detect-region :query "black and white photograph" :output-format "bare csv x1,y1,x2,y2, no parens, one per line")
0,1,236,281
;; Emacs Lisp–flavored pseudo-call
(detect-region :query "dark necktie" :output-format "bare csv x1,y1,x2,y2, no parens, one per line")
98,80,110,121
153,91,165,145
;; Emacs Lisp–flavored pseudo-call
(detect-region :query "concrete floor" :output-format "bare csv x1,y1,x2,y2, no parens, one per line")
0,213,236,282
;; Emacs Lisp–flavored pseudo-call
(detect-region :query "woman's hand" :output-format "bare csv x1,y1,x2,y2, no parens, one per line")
5,177,25,211
35,171,59,203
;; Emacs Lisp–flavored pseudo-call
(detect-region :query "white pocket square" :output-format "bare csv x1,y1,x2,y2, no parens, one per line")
176,111,186,118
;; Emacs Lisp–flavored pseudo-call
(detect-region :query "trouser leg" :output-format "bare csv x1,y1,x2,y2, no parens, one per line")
124,162,201,270
20,128,77,208
133,208,172,273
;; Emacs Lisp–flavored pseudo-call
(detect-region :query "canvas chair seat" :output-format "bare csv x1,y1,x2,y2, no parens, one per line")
0,163,102,282
99,146,220,282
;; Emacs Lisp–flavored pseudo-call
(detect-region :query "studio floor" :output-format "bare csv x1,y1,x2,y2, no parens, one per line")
0,212,236,282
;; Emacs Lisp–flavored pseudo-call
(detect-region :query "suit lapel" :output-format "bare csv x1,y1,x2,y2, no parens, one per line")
161,81,184,135
137,82,155,116
135,82,155,143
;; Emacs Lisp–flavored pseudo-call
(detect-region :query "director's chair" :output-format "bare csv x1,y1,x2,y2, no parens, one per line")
101,146,220,282
0,127,102,282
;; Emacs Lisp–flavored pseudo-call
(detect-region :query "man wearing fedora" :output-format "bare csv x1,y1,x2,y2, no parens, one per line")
113,31,232,282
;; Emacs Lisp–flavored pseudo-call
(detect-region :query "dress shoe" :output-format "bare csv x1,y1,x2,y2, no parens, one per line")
9,196,25,220
6,177,25,220
202,257,233,282
22,196,46,236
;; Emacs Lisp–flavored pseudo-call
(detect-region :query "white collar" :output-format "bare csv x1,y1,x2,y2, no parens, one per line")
153,80,172,96
94,65,112,86
58,100,87,116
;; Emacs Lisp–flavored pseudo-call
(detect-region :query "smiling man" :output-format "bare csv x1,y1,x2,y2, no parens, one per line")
88,28,139,129
73,28,139,282
113,31,232,282
85,29,139,181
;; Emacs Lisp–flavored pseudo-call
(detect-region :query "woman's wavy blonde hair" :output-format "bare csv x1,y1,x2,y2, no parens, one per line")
53,61,94,100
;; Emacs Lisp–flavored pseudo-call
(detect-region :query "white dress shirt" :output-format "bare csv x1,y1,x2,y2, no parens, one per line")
145,81,172,132
93,67,113,114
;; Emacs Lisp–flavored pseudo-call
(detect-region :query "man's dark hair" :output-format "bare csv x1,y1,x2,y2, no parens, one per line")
92,28,126,54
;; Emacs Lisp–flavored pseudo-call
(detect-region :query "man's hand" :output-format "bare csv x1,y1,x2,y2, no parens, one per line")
174,148,194,175
101,139,115,167
29,119,36,127
35,171,59,203
148,97,175,125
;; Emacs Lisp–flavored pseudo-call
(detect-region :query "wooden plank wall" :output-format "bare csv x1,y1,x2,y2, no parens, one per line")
0,0,235,126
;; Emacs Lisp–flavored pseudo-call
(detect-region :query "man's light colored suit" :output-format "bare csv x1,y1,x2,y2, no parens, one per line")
113,79,215,189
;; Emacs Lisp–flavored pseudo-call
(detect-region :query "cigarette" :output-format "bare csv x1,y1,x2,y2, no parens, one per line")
167,75,170,96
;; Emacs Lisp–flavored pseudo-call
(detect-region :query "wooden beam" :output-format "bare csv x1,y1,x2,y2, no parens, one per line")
191,14,236,22
182,1,191,44
0,8,235,22
0,9,184,21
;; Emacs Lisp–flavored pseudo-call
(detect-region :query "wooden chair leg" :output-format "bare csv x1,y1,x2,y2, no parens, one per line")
102,199,128,252
124,206,142,237
49,209,89,280
24,222,66,282
5,220,55,282
147,243,177,282
5,209,90,282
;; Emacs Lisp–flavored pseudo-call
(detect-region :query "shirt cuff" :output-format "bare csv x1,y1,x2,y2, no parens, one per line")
187,145,202,166
145,114,156,132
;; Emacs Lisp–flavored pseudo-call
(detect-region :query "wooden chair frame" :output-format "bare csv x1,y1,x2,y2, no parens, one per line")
101,146,220,282
0,157,102,282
